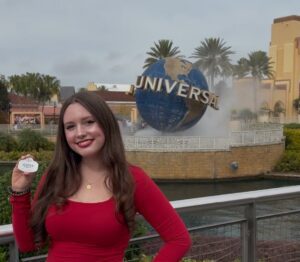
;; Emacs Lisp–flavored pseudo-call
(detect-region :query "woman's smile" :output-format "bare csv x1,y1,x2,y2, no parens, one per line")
76,139,93,148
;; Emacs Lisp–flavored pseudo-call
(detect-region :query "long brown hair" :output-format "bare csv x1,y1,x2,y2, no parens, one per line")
31,91,135,245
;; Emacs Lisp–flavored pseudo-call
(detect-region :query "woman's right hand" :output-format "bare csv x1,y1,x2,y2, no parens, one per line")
11,154,37,192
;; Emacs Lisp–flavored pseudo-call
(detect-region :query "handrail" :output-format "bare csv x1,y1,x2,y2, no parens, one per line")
2,185,300,238
172,185,300,211
0,224,12,238
2,185,300,261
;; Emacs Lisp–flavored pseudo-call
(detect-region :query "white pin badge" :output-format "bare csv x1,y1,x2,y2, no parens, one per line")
18,158,39,173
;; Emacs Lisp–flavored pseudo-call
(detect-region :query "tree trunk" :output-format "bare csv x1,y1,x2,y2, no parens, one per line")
253,78,260,118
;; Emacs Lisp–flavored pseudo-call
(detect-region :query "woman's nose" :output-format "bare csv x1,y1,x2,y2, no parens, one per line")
76,125,86,138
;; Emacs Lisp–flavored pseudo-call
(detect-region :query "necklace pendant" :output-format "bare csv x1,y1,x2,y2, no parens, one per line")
86,184,92,190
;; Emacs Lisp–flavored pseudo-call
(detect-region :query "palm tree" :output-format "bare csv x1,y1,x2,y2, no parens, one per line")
247,51,274,79
233,51,274,113
233,58,249,79
0,75,10,113
143,39,181,68
191,37,234,90
9,73,60,109
37,75,60,112
26,72,43,99
9,73,41,97
9,75,27,96
248,51,274,114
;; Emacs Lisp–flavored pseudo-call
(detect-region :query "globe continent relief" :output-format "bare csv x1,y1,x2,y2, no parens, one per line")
135,57,209,132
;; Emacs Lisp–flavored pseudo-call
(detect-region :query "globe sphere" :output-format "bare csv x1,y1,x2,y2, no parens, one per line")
135,57,209,132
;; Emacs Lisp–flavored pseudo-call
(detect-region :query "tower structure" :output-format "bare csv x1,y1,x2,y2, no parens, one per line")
268,15,300,118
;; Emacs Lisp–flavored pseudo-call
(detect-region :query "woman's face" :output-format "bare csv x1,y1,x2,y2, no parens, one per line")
63,103,105,160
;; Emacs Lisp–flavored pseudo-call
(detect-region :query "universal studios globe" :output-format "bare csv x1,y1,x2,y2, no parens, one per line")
131,57,218,132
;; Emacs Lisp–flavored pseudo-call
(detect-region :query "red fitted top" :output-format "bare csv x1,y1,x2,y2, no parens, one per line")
10,165,191,262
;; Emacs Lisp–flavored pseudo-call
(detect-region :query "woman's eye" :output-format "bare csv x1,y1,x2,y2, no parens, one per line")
65,125,74,130
86,120,95,125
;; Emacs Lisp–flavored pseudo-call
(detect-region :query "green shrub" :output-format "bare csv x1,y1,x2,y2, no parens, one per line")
0,150,54,161
0,246,8,262
238,108,257,120
274,150,300,172
125,219,149,261
0,132,17,152
284,128,300,150
17,129,55,151
284,123,300,129
0,161,49,225
0,169,12,224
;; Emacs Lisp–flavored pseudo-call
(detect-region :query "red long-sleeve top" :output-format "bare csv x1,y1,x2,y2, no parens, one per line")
10,165,191,262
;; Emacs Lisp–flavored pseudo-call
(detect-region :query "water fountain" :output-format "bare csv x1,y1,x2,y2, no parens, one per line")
123,57,284,180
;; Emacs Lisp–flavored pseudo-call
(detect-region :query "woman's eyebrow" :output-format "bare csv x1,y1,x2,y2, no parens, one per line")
64,116,93,125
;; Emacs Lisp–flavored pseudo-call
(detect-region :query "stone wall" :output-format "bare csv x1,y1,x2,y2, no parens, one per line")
126,143,284,180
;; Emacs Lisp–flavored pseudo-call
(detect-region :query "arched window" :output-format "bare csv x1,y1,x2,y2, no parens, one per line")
274,101,285,116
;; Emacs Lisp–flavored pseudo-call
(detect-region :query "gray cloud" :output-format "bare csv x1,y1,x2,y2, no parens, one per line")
0,0,299,89
53,57,100,76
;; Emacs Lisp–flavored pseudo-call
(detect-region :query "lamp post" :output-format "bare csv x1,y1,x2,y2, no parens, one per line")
8,102,12,130
53,101,57,124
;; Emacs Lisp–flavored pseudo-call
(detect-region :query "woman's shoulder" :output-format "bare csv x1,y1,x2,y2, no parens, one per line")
128,164,150,183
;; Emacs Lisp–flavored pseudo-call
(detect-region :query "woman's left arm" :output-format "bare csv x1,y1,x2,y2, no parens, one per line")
132,166,192,262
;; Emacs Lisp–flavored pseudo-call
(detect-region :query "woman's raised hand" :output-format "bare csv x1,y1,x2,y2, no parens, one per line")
11,154,37,192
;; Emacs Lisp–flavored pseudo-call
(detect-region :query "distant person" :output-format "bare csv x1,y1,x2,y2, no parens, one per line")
9,91,191,261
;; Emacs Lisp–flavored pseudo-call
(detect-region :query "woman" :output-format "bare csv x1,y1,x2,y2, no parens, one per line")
9,91,191,261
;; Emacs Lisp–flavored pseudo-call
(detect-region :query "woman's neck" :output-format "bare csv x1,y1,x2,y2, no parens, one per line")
80,157,107,178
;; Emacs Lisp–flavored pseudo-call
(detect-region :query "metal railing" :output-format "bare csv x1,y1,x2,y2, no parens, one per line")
123,129,283,152
230,129,284,146
0,124,284,152
0,124,58,136
1,185,300,261
123,136,230,151
269,117,300,124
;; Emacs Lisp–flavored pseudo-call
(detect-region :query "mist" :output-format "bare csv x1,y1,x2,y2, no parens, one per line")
134,82,236,137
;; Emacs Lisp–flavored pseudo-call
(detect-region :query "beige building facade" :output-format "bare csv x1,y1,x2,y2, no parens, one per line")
267,15,300,119
233,15,300,121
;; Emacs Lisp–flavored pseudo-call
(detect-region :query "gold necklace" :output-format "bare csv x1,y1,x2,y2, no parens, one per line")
85,177,103,190
82,171,107,190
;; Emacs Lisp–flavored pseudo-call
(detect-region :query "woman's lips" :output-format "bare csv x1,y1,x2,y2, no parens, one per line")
76,139,93,148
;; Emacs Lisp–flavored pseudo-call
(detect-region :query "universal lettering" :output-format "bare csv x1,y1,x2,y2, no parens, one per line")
128,76,219,110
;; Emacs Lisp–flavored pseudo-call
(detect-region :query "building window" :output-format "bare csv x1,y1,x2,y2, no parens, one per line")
261,83,271,89
275,84,287,90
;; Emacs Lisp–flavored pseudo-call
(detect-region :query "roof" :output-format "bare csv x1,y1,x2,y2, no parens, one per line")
38,105,61,116
8,93,38,106
274,15,300,23
93,83,131,92
93,91,135,102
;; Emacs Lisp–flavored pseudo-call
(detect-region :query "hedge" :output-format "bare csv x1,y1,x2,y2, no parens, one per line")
284,128,300,150
0,150,53,162
274,150,300,172
275,127,300,172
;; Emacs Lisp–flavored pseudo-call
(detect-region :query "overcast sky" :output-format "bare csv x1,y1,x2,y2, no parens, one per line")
0,0,299,89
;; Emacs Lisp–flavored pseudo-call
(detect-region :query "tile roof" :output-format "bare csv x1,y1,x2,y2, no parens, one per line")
38,105,61,116
8,93,38,106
